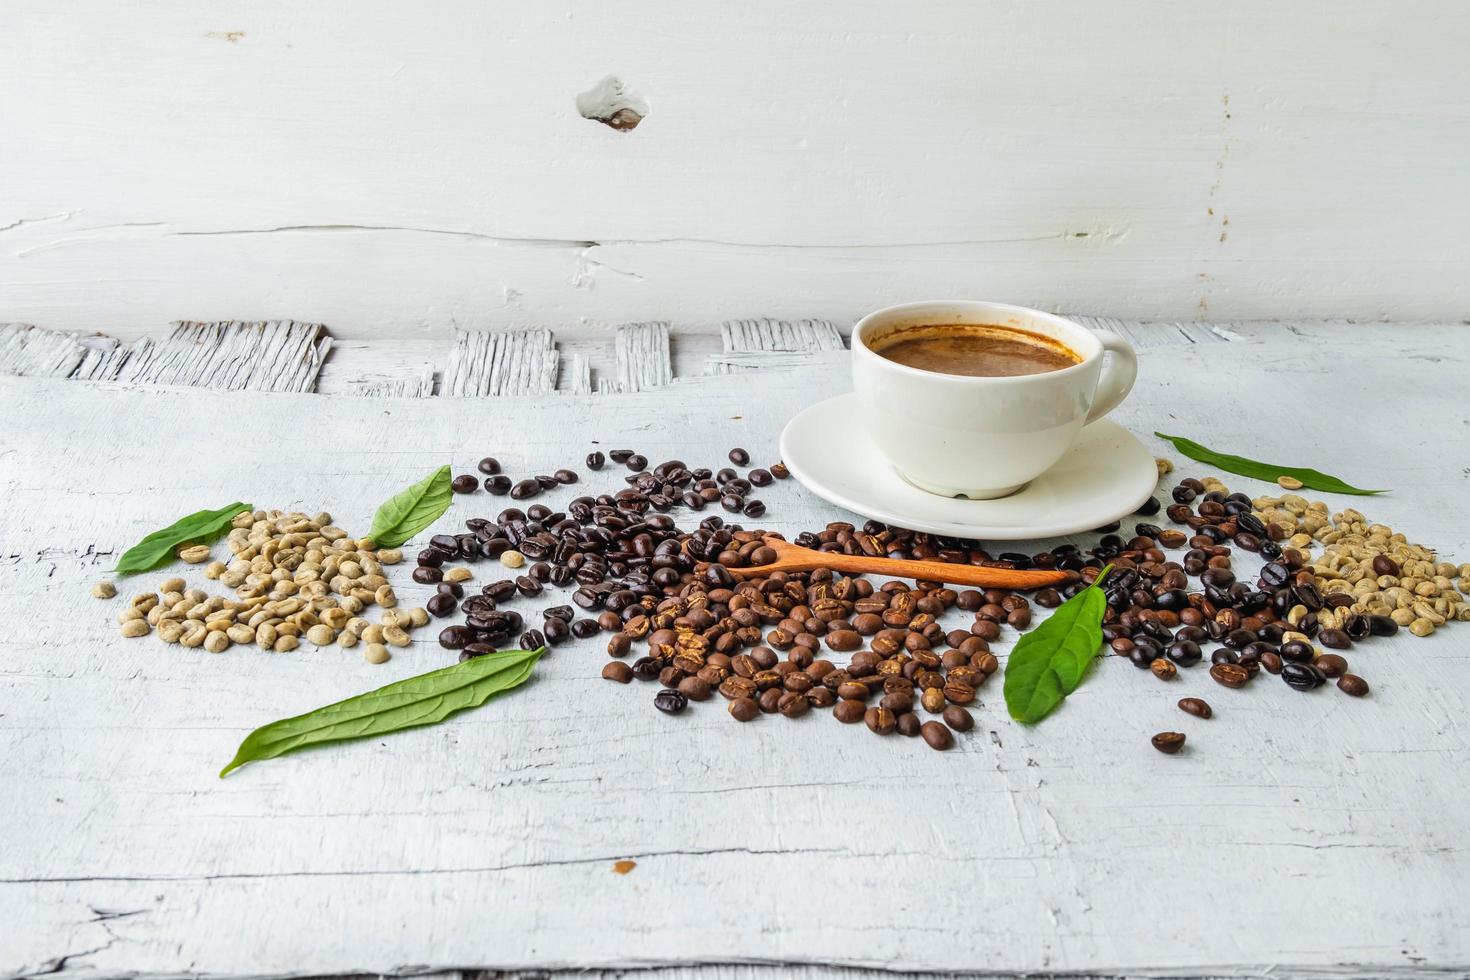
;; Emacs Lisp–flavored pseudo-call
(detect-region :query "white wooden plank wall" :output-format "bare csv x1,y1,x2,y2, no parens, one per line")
3,1,1468,342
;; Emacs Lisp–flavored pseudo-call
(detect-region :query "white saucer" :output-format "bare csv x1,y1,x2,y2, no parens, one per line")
778,392,1157,540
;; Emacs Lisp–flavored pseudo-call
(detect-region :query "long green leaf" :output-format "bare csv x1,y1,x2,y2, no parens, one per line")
220,647,544,776
1004,566,1111,724
115,502,252,576
367,464,453,548
1154,432,1385,496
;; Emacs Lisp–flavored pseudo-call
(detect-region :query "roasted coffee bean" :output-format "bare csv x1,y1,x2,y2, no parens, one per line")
920,721,953,750
1314,653,1348,678
451,474,480,493
1150,658,1177,680
583,450,605,470
920,687,946,713
743,499,766,518
510,479,541,499
942,705,974,732
728,697,759,721
1337,673,1369,697
1166,640,1201,667
1318,628,1351,650
1281,661,1326,691
632,656,662,680
1151,731,1186,754
777,691,810,717
626,454,648,472
1261,651,1284,674
895,712,921,736
749,468,773,486
825,629,861,652
437,625,472,650
678,676,712,701
1279,639,1315,663
880,690,914,715
520,628,547,650
607,633,632,658
728,447,750,465
864,706,896,735
770,462,790,479
552,468,578,485
426,592,458,618
484,475,512,494
1370,554,1400,577
1178,697,1212,719
477,457,502,475
412,565,444,585
654,688,688,714
1369,614,1399,637
1209,663,1250,689
720,675,758,700
834,698,866,723
571,618,601,638
943,681,975,705
602,661,633,683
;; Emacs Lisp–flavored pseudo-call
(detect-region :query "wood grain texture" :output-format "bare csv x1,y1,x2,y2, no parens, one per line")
1,323,1468,978
2,2,1468,339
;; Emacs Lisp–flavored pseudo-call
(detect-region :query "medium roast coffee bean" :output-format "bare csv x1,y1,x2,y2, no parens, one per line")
834,699,866,723
1315,653,1348,677
1337,673,1369,697
920,721,953,750
728,697,759,721
602,661,633,683
942,706,974,732
1209,663,1250,689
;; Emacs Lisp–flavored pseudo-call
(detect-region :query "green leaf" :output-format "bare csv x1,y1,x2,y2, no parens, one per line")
1003,566,1112,724
367,464,453,548
1154,433,1385,496
220,647,544,777
115,502,252,576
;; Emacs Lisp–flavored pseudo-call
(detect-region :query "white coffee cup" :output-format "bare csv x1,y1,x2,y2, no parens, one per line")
851,301,1137,499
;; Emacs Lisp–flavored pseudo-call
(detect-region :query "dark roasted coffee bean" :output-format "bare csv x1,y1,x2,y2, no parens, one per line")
1209,663,1249,689
1313,653,1347,677
1260,650,1283,674
728,447,750,465
632,656,662,680
1178,697,1212,719
602,661,633,683
519,628,547,650
920,721,953,750
1166,640,1201,667
552,468,578,485
1318,628,1351,650
1279,639,1314,663
451,474,480,493
510,479,541,500
770,462,790,479
426,592,458,618
942,705,974,732
543,617,571,646
1151,731,1186,754
653,688,688,714
1368,614,1399,636
484,475,512,495
412,566,444,584
1337,673,1369,697
477,457,502,475
585,451,606,470
743,499,766,518
749,468,773,487
1282,661,1326,691
438,625,472,650
571,618,601,639
1370,555,1400,577
625,454,648,472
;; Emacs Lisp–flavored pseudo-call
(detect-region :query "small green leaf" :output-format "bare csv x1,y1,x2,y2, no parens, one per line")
220,647,544,776
115,502,252,577
1154,433,1385,496
367,464,453,548
1004,566,1112,724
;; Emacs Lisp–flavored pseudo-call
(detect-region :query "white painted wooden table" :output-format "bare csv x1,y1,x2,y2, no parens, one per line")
3,322,1469,979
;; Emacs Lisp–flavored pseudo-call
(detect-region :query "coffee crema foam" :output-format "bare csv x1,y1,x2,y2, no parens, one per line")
869,323,1080,378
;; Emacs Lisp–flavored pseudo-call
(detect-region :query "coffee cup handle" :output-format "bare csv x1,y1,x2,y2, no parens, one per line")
1085,331,1138,424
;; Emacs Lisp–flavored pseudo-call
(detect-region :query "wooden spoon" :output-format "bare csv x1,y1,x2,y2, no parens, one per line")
727,536,1071,590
